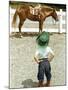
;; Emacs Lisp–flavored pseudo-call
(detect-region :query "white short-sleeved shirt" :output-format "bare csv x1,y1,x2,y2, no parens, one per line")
35,46,54,59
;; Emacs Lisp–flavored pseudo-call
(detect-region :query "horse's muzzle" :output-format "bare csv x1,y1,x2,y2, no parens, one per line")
56,18,59,21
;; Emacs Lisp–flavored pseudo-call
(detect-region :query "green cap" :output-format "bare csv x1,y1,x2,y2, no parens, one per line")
36,31,49,46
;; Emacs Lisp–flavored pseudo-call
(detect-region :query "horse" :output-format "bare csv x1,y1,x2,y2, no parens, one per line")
12,5,58,35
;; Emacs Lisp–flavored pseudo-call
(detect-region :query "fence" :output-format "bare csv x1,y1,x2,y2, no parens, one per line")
10,8,66,33
57,9,66,33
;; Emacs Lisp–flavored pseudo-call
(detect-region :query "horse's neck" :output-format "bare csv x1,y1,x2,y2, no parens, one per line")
41,7,53,17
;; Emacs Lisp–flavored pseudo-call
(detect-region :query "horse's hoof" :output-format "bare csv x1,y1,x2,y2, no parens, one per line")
18,33,23,38
18,35,22,38
20,35,23,38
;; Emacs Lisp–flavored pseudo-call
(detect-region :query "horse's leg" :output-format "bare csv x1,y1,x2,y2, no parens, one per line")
18,20,25,36
19,20,23,33
39,21,43,33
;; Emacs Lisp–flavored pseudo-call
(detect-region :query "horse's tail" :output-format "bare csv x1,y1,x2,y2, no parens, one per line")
12,10,18,28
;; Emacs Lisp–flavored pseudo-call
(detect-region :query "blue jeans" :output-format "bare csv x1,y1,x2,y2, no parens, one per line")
37,58,51,81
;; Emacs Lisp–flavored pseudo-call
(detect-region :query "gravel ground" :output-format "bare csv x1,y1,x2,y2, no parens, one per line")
10,33,66,88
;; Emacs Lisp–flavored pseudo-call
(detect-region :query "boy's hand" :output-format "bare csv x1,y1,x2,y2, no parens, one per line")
48,53,54,62
36,60,40,64
34,57,40,64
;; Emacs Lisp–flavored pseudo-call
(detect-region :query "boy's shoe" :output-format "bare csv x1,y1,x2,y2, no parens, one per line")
43,80,50,87
38,80,44,87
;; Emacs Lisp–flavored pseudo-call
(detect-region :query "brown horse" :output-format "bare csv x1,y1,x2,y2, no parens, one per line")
12,5,58,34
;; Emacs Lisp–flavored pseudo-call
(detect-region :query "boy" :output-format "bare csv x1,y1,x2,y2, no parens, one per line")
34,31,54,87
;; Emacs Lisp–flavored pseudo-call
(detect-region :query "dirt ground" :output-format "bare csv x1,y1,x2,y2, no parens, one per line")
10,33,66,88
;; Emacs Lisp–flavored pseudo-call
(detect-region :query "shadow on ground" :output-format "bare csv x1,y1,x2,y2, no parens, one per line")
10,32,39,38
10,32,54,38
21,79,38,88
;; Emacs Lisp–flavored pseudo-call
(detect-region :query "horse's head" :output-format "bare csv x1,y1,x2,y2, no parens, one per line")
51,9,58,21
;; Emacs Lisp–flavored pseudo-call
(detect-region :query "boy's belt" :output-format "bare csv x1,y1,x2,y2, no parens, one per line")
39,58,48,60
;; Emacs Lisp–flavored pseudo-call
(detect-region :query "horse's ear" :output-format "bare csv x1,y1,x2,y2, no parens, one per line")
53,9,55,12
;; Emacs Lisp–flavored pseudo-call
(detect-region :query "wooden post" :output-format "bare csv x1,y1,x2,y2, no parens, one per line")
59,9,63,33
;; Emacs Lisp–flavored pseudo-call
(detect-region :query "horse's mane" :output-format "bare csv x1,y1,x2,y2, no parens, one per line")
17,4,53,10
42,5,53,10
18,5,29,10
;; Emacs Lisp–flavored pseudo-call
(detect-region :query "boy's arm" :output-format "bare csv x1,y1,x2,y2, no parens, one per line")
34,56,40,64
48,52,54,62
